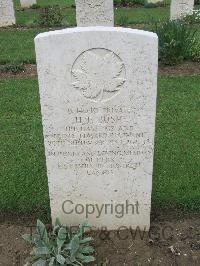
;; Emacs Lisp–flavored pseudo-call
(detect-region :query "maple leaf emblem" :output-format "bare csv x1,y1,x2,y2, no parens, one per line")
72,49,126,102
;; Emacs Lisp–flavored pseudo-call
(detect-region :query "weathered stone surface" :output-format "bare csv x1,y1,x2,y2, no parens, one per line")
170,0,194,20
75,0,114,26
35,27,158,230
20,0,36,8
0,0,15,27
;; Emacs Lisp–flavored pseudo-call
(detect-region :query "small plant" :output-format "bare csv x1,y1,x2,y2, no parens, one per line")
36,6,64,26
182,9,200,24
117,15,129,26
190,40,200,62
22,219,95,266
0,62,25,74
114,0,144,7
114,0,121,6
31,4,41,9
153,20,198,65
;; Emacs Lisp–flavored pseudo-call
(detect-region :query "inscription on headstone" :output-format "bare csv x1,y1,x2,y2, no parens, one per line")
35,27,158,230
170,0,194,20
75,0,114,26
0,0,15,27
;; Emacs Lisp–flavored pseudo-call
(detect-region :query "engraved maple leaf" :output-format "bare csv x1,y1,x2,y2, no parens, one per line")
72,51,125,101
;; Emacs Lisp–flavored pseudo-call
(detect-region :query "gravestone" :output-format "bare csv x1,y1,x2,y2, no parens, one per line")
0,0,15,27
35,28,158,230
75,0,114,26
20,0,36,8
35,4,158,230
170,0,194,20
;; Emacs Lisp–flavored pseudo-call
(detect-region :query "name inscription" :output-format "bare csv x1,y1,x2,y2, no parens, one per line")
44,105,153,176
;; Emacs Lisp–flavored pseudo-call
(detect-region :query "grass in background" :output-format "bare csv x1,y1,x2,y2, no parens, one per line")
15,7,76,25
14,0,172,9
11,0,200,26
15,9,40,25
12,4,171,26
115,6,170,24
0,29,46,64
0,76,199,214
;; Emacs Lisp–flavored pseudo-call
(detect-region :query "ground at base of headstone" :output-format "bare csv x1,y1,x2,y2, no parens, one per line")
0,211,199,266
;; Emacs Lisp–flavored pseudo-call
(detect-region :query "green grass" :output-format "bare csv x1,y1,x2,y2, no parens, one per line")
0,78,49,213
115,6,170,24
0,76,199,214
153,75,200,210
15,9,40,25
0,29,46,64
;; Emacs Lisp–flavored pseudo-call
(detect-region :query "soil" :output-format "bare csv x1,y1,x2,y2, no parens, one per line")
0,211,199,266
0,61,200,79
159,61,200,76
0,64,37,79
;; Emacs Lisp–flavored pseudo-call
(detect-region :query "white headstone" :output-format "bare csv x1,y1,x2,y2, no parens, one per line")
75,0,114,26
35,27,158,230
0,0,15,27
20,0,36,8
170,0,194,20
